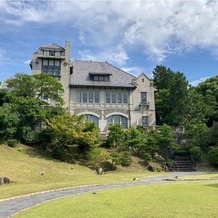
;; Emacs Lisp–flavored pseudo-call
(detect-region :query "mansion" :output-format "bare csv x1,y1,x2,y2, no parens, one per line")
30,41,156,136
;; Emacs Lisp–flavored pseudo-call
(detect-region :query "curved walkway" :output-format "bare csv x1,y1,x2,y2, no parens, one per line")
0,172,217,218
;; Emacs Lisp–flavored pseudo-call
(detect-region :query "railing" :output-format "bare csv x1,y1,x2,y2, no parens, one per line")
138,102,150,110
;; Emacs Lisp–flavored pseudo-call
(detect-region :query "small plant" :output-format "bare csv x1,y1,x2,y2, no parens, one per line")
6,139,18,147
144,153,153,165
189,146,204,162
207,147,218,165
17,147,24,152
165,161,174,167
120,151,132,167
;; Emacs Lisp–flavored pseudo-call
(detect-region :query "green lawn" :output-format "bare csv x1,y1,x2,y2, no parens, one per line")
0,144,163,200
14,182,218,218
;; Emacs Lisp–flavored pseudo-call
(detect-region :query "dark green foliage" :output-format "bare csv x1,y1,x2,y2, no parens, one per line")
124,128,147,154
144,153,153,165
153,66,189,126
6,73,64,105
185,123,209,150
120,151,132,167
189,146,204,162
20,126,39,144
39,113,101,160
209,122,218,146
194,76,218,126
6,139,18,147
156,124,180,159
106,124,124,147
0,105,19,141
207,147,218,165
110,152,122,166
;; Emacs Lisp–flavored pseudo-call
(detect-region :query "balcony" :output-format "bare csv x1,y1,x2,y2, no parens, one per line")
138,102,150,110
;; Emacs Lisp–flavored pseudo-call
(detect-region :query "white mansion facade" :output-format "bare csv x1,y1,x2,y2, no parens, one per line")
30,41,156,135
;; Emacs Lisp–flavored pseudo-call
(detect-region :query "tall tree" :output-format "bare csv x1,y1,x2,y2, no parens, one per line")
6,73,64,105
193,76,218,126
153,66,189,126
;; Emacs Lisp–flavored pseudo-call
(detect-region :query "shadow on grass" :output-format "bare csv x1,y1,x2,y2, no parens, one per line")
205,183,218,188
24,145,58,162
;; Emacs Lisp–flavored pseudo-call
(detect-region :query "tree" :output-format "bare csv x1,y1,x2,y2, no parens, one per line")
185,123,209,150
6,73,64,105
0,105,19,142
124,127,147,154
88,148,111,174
207,147,218,165
40,113,101,159
153,66,189,126
106,124,125,147
156,124,179,159
209,122,218,146
194,76,218,126
1,73,66,144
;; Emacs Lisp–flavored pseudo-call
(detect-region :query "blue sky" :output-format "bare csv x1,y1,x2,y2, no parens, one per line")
0,0,218,86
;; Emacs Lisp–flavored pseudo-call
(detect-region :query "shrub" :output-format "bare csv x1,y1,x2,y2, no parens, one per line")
6,139,18,147
189,146,204,162
120,151,132,167
207,147,218,165
144,153,153,165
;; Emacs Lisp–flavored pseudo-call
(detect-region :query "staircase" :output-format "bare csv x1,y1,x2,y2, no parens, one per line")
169,157,196,172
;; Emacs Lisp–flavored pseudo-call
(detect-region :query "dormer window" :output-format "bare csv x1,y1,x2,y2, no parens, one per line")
49,51,55,56
89,72,111,82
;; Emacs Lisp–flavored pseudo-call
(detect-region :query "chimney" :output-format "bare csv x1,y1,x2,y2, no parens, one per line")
65,41,71,63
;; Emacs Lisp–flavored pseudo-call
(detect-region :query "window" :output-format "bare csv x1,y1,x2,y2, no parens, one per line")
76,90,100,103
105,91,128,104
82,91,87,103
107,115,128,129
142,116,148,127
95,92,100,103
77,91,81,103
112,92,116,103
89,92,94,103
142,78,144,82
106,92,110,103
49,51,55,56
90,73,111,81
141,92,147,105
117,93,122,103
84,115,99,127
123,92,128,103
42,59,61,78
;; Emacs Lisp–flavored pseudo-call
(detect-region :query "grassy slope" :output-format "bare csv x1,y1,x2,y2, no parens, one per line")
15,182,218,218
0,144,162,200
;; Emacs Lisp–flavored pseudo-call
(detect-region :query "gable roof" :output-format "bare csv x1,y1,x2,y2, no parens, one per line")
40,43,64,50
70,60,136,88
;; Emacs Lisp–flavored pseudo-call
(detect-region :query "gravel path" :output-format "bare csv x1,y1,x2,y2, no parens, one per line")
0,172,216,218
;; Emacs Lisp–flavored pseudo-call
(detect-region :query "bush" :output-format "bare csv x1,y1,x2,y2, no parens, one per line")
207,147,218,165
120,151,132,167
189,146,204,162
6,139,18,147
144,153,153,165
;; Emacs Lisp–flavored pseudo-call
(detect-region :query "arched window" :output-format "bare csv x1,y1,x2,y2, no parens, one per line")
107,115,128,129
84,114,99,127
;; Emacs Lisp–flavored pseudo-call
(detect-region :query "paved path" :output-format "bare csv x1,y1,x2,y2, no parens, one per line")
0,172,216,218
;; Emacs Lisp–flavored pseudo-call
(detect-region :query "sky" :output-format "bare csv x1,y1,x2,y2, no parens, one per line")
0,0,218,86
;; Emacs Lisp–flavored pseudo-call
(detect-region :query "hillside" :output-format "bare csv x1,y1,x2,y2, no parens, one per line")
0,144,160,200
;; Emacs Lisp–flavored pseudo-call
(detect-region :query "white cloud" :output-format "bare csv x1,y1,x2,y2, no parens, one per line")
2,0,218,63
121,66,143,76
0,49,9,64
79,46,129,66
190,77,209,86
24,60,31,65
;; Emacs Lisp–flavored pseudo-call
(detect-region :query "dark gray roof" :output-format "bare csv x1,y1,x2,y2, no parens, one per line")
70,61,136,88
40,43,64,50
